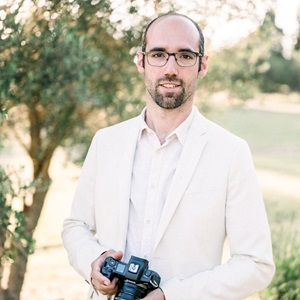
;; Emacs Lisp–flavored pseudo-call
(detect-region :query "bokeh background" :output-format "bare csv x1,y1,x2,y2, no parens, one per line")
0,0,299,299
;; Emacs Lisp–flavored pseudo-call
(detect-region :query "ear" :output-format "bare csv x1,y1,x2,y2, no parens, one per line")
136,52,145,74
199,55,209,78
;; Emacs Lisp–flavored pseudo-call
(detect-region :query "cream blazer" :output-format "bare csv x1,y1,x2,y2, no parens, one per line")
62,108,275,300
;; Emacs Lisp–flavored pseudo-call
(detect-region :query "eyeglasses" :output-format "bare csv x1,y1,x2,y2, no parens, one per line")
142,50,203,67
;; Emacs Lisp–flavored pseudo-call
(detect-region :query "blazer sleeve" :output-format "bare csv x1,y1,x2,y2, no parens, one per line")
61,131,109,282
160,140,275,300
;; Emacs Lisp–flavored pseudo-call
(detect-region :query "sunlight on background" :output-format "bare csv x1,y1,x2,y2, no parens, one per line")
275,0,300,57
276,0,300,34
1,0,299,48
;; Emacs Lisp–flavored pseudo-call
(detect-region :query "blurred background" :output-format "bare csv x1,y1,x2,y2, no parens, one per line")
0,0,299,299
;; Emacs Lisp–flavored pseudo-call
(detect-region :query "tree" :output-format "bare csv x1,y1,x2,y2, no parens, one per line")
0,101,34,300
0,1,140,298
205,10,300,98
0,167,35,300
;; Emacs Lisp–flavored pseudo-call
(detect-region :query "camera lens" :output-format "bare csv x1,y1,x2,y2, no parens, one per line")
115,280,147,300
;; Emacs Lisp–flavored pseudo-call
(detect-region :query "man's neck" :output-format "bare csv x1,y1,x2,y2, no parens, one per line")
145,100,193,144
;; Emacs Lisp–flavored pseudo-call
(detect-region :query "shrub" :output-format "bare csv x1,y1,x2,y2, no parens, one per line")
0,167,34,263
262,225,300,300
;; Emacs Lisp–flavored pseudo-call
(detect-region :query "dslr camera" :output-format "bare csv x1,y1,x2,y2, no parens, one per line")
101,255,161,300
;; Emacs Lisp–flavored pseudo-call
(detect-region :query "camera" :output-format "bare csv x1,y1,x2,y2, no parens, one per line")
101,255,161,300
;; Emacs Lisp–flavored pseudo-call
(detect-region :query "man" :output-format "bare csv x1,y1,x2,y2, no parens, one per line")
62,13,275,300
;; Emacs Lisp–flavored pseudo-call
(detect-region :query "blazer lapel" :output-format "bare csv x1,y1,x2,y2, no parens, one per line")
153,110,209,250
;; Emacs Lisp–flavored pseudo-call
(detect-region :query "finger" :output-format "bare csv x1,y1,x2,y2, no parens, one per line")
92,277,119,296
91,270,111,287
91,258,110,285
104,249,123,261
111,250,123,261
90,249,123,293
95,250,123,284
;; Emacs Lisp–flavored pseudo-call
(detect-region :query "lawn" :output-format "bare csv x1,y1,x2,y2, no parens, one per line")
207,107,300,176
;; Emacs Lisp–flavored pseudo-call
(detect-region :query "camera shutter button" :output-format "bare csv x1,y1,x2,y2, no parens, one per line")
145,270,151,277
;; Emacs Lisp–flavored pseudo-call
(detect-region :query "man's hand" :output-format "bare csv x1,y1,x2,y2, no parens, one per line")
142,288,165,300
90,249,123,297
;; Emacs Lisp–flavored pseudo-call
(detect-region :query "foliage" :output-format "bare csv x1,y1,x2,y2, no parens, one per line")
0,1,149,297
0,167,35,263
0,102,34,298
206,11,300,99
0,1,141,163
261,226,300,300
259,50,300,93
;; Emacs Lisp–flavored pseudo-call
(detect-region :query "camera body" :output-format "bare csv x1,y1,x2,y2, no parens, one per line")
101,255,161,300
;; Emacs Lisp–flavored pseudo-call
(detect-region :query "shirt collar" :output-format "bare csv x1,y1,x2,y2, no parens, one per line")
138,107,149,141
138,106,195,145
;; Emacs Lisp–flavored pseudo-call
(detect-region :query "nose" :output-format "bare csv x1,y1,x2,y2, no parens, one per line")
164,55,179,76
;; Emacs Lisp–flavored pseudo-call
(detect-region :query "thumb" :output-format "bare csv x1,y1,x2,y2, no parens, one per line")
112,250,123,261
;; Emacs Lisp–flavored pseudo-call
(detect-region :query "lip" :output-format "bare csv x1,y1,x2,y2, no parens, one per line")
159,81,181,91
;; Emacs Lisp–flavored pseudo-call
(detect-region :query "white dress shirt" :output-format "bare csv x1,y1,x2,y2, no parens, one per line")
124,107,195,263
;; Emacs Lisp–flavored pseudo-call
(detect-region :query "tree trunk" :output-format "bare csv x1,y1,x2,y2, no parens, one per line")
2,254,27,300
4,168,51,300
0,289,9,300
2,99,67,298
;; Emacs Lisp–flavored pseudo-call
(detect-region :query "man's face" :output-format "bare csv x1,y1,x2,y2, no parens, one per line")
137,16,208,110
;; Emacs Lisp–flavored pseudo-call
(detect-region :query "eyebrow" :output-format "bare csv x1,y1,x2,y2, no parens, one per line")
149,47,197,53
149,47,166,52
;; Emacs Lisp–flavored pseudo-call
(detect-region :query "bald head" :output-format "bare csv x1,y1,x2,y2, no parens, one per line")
141,13,205,55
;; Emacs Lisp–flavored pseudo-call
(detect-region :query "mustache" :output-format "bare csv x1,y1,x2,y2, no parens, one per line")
158,76,183,85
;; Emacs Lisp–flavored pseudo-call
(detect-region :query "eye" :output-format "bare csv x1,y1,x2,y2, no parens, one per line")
149,51,167,59
178,52,196,60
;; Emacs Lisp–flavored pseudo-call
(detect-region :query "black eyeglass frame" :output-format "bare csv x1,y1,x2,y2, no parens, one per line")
141,50,204,67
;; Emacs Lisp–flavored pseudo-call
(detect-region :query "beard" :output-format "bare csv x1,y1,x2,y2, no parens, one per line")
147,77,189,109
154,88,185,109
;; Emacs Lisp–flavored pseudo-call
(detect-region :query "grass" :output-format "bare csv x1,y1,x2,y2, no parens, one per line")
206,107,300,177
